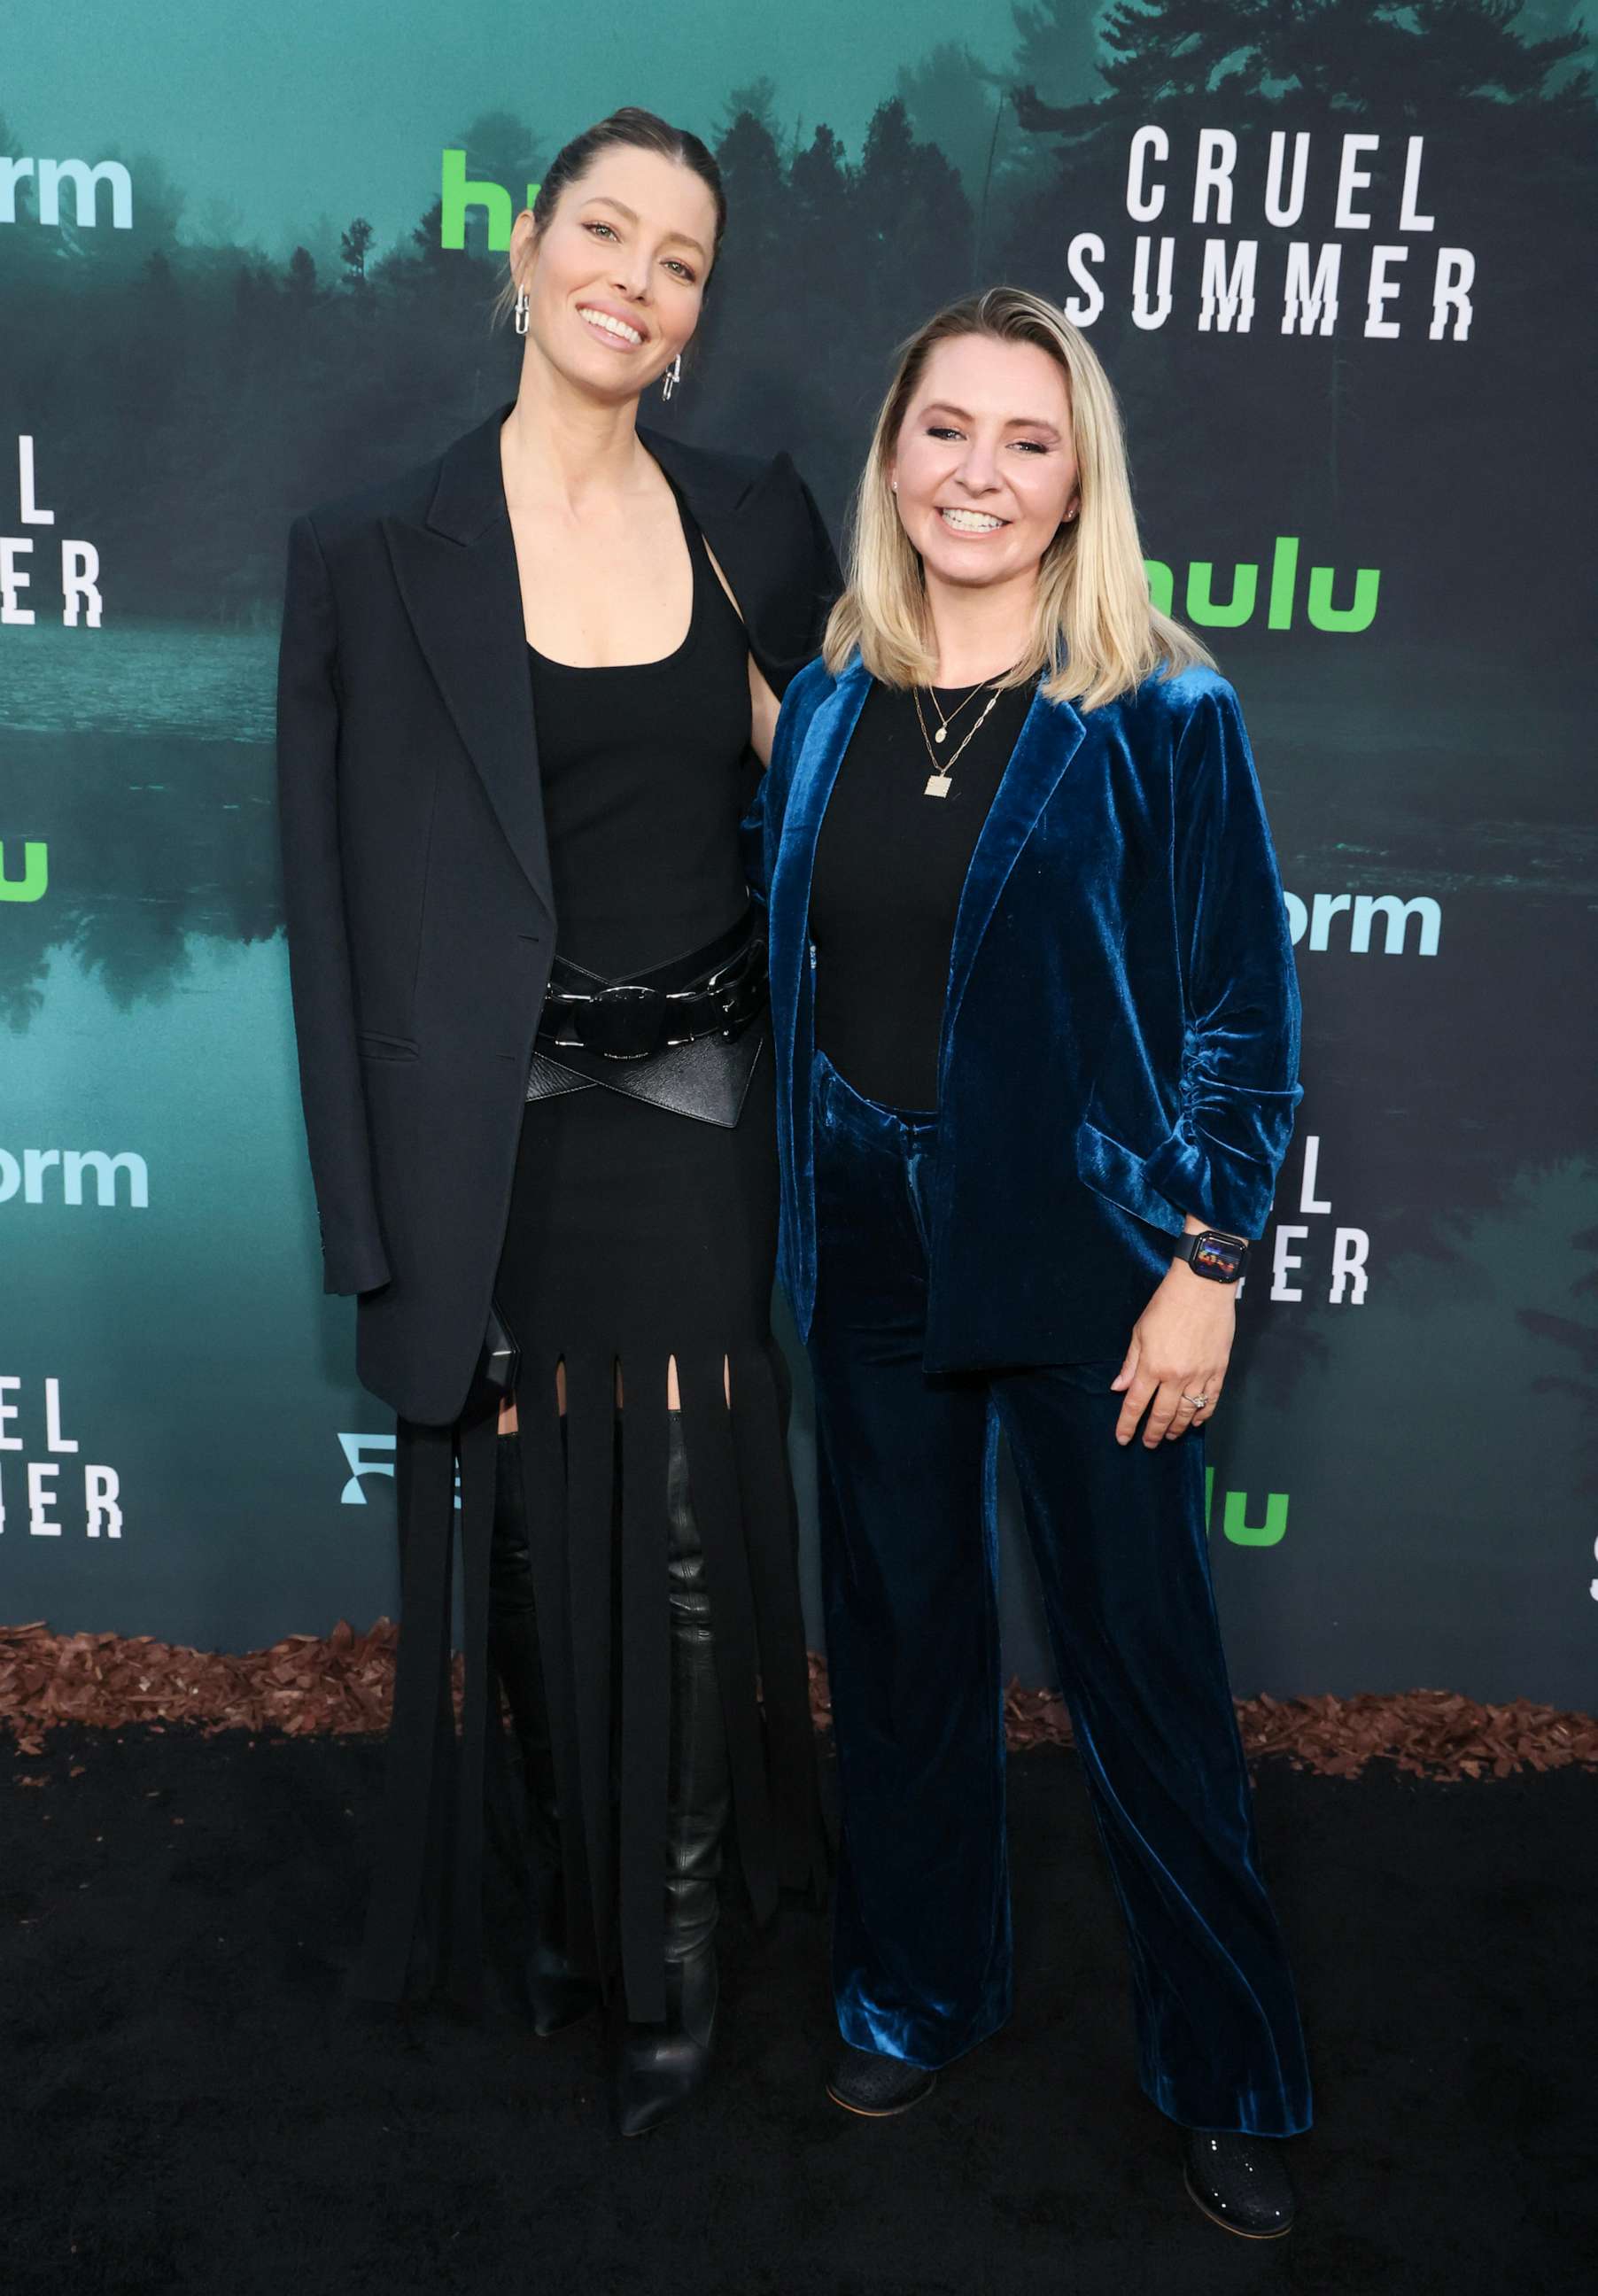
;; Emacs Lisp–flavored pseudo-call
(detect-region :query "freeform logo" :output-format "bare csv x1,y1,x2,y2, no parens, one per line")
1059,127,1473,340
0,842,48,903
338,1431,461,1509
1284,891,1440,957
438,151,541,252
0,1377,123,1540
0,1150,148,1208
1252,1133,1369,1309
338,1431,395,1504
1144,538,1377,632
3,437,105,628
0,154,133,229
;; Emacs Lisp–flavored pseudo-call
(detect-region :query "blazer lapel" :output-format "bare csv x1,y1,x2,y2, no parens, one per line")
940,684,1087,1067
383,405,555,927
768,657,873,1065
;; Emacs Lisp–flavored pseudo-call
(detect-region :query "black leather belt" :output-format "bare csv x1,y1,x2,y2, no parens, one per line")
537,914,767,1063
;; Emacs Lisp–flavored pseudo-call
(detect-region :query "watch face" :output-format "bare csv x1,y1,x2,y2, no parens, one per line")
1191,1231,1247,1282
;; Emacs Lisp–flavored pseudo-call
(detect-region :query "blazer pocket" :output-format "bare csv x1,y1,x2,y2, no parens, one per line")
1074,1116,1184,1239
357,1030,420,1063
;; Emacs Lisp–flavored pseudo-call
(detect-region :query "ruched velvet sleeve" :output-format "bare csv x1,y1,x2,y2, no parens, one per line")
275,515,392,1297
1140,682,1302,1239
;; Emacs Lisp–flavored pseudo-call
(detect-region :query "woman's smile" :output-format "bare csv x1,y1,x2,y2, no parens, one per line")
576,299,647,349
937,506,1009,535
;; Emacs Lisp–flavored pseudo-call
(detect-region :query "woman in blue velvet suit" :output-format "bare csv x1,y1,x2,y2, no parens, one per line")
748,288,1312,2238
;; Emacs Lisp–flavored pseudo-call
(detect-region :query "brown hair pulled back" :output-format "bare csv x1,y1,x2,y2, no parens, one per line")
493,105,725,325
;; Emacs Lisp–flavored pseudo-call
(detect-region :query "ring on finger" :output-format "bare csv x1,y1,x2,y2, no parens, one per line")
1181,1392,1210,1408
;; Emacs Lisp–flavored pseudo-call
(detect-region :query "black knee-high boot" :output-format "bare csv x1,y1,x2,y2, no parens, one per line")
489,1428,599,2036
613,1408,731,2136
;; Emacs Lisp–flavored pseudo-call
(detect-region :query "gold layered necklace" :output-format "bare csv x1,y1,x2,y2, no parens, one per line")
924,679,991,746
911,678,1008,798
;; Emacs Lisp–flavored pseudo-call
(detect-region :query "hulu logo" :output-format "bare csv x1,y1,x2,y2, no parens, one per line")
1205,1466,1288,1547
439,151,541,252
1145,538,1378,632
0,840,47,903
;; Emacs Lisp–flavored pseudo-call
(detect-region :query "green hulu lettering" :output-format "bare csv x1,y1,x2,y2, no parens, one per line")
1146,540,1377,634
1222,1488,1289,1547
0,839,48,903
439,151,539,252
1185,560,1259,628
1306,563,1380,632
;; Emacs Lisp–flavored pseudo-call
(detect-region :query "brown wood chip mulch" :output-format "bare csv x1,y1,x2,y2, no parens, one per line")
3,1622,1595,1781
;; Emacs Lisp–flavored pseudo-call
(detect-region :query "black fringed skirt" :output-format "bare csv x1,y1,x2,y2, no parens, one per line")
352,1031,825,2021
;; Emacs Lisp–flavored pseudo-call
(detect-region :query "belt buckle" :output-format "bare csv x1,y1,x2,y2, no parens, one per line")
718,971,763,1042
576,983,663,1060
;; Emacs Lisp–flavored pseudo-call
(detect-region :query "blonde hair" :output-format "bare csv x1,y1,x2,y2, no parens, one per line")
823,286,1213,712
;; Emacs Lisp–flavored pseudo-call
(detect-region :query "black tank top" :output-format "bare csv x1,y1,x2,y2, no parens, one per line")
528,477,754,980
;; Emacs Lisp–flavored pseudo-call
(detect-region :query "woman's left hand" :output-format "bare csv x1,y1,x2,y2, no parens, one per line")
1111,1260,1237,1448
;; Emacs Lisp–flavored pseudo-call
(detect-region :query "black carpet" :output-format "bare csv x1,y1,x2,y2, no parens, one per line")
4,1728,1595,2296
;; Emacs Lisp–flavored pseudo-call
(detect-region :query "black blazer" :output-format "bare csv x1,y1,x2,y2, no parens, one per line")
275,403,840,1425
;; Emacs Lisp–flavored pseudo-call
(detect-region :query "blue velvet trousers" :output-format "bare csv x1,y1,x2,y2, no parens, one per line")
806,1051,1313,2136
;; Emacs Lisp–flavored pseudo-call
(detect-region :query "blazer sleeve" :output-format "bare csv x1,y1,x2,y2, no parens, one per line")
275,515,391,1296
790,461,842,666
756,452,842,698
1140,681,1303,1239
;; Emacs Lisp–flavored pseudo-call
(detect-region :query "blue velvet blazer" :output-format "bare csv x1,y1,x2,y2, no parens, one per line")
746,652,1303,1371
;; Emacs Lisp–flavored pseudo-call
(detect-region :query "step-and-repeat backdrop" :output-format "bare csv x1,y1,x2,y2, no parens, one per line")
4,4,1594,1703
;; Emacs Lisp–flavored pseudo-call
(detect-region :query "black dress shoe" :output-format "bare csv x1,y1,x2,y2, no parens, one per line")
1182,2129,1295,2238
826,2044,938,2118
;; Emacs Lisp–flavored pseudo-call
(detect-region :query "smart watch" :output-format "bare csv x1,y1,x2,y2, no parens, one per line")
1170,1229,1250,1284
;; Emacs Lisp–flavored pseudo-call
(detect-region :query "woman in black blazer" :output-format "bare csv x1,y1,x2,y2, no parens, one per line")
275,108,834,2133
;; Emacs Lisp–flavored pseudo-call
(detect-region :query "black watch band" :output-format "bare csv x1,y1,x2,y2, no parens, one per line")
1171,1229,1250,1284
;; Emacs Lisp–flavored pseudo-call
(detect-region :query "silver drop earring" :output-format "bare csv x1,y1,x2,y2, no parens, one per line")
661,353,683,401
513,286,530,337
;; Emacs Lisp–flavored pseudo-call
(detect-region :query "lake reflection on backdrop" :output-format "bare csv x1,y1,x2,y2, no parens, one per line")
2,623,278,1029
3,620,277,743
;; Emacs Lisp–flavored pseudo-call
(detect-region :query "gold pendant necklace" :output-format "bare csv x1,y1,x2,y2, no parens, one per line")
912,682,1005,797
926,679,989,747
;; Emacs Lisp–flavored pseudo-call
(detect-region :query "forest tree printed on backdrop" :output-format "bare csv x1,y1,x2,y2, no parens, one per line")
2,0,1595,1700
